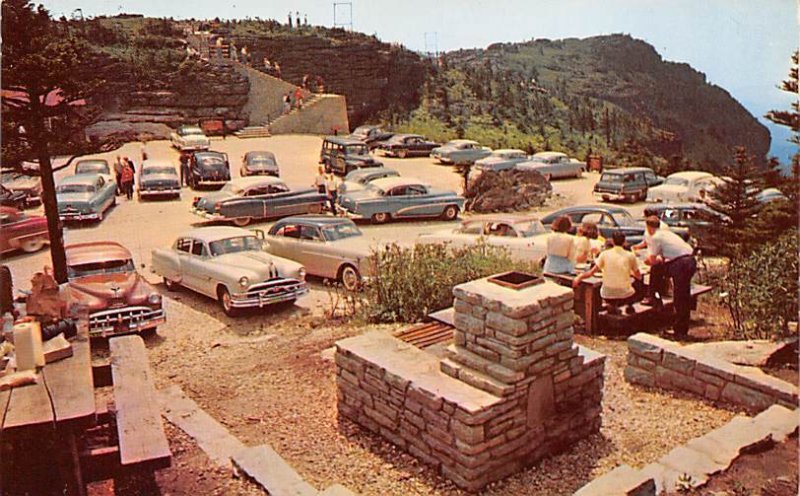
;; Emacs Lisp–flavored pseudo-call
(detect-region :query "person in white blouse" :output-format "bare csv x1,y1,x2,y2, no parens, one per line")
573,231,642,314
543,216,577,274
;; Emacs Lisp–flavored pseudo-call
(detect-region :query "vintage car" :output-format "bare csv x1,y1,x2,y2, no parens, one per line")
348,125,394,149
0,170,43,206
338,167,400,195
756,187,788,204
646,171,719,203
188,151,231,189
241,151,279,177
377,134,439,158
430,139,493,165
151,226,308,316
191,176,326,226
647,203,728,228
337,177,465,224
138,160,181,199
56,173,116,222
266,216,374,290
473,149,529,172
0,184,28,209
541,205,691,246
593,167,664,203
417,216,551,264
515,152,584,180
171,125,211,151
65,241,165,338
75,159,112,177
0,206,49,254
320,136,383,175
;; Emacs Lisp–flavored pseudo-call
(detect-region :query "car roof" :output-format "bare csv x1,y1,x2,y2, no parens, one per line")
141,160,175,170
180,125,203,131
76,158,109,165
60,173,102,185
532,151,567,159
346,167,397,178
647,202,709,210
666,171,714,180
325,136,366,146
603,167,654,174
463,215,542,225
445,139,479,145
390,133,423,140
275,215,356,227
244,151,276,159
182,226,255,243
492,149,526,155
194,150,225,157
66,241,132,265
545,205,630,217
228,176,284,188
370,177,425,190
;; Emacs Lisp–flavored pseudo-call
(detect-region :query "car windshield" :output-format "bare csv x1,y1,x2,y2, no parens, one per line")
181,127,204,136
345,145,369,156
321,222,362,241
600,173,624,183
208,236,262,256
248,157,275,166
514,221,548,237
611,210,636,227
68,259,134,279
665,177,689,187
221,183,244,195
197,155,226,167
58,184,94,194
364,183,385,195
143,167,175,176
76,162,108,174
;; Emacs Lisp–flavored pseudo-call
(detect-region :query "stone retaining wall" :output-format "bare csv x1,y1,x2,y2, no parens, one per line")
336,277,606,492
625,333,798,412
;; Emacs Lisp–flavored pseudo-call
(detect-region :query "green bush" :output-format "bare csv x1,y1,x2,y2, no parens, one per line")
722,232,798,339
361,242,539,323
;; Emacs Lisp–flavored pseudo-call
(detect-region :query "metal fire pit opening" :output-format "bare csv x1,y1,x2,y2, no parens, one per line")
487,271,544,290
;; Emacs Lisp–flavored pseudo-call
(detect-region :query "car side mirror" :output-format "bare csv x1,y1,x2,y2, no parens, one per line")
251,229,265,240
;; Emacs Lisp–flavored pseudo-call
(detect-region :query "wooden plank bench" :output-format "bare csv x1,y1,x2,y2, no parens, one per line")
110,335,171,472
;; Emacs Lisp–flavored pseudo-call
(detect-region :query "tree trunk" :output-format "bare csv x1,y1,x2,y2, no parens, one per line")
30,98,68,284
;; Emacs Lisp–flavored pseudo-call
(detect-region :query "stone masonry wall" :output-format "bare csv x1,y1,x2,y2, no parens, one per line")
336,278,606,492
625,333,798,412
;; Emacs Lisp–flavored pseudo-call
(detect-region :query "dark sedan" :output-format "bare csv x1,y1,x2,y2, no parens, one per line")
189,151,231,189
378,134,440,158
348,125,394,150
0,184,28,209
241,151,279,177
541,205,690,246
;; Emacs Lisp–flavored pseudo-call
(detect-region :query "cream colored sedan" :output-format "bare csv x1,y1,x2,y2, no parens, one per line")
265,215,374,291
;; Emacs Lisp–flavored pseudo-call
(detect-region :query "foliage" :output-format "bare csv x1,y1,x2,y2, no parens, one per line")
721,232,798,340
361,243,538,323
764,51,799,147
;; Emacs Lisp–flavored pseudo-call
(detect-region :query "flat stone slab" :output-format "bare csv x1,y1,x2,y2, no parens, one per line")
752,404,800,442
685,339,795,367
573,464,656,496
454,277,572,318
428,307,455,326
233,445,318,496
337,331,502,413
158,385,245,467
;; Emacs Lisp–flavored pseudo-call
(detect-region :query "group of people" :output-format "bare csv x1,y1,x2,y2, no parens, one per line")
545,210,697,338
113,156,137,200
313,167,341,214
283,87,305,114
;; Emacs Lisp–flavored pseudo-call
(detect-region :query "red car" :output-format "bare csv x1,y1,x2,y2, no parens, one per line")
0,206,49,254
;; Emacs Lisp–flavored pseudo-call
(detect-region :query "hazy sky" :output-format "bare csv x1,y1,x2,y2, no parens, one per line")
41,0,799,161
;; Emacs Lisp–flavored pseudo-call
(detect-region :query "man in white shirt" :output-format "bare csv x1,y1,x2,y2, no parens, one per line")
645,216,696,338
573,232,642,315
632,208,669,306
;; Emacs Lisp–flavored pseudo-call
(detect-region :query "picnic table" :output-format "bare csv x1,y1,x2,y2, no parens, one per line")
0,326,170,494
544,266,712,335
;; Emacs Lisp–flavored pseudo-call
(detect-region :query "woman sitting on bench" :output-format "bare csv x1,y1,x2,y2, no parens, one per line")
573,232,643,315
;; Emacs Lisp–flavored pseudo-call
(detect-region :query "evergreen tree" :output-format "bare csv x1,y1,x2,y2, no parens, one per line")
764,51,799,148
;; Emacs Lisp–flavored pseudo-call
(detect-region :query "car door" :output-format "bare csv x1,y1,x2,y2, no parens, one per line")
0,211,17,252
296,224,329,276
483,223,525,261
241,185,270,219
183,239,217,297
404,185,435,217
267,223,300,259
172,238,198,291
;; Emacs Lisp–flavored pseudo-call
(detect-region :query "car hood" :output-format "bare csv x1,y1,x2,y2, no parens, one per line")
213,251,301,278
648,185,685,197
57,193,93,204
67,272,154,309
181,135,209,143
328,236,375,258
4,177,41,191
196,191,236,211
141,173,179,184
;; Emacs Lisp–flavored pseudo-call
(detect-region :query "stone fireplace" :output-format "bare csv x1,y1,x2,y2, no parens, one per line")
335,275,606,491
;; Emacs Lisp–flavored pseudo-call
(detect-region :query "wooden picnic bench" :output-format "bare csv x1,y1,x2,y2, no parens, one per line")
81,334,171,483
544,271,712,336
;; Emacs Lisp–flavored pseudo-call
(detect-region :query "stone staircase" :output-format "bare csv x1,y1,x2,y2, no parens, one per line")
234,126,272,139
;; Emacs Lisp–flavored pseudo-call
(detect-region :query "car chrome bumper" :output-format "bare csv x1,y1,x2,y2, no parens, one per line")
59,211,100,221
140,188,181,196
190,207,225,221
88,306,166,338
231,282,309,308
593,191,626,201
197,179,228,186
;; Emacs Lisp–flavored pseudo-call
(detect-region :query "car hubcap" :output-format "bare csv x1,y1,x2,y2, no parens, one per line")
342,267,359,290
222,292,232,312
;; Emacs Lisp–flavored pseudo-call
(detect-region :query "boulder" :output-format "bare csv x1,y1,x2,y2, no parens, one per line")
465,169,552,213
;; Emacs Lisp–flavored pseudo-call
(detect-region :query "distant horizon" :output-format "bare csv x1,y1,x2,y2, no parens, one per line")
38,0,800,164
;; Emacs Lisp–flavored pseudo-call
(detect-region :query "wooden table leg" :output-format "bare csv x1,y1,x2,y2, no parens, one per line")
64,430,88,496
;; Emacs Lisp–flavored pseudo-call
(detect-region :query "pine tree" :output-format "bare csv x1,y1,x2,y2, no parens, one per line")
764,51,799,147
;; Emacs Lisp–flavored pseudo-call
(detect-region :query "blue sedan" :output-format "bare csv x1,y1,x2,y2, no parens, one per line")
336,177,465,224
56,173,117,222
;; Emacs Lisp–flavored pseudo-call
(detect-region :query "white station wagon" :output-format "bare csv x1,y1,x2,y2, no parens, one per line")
647,171,720,203
151,226,307,316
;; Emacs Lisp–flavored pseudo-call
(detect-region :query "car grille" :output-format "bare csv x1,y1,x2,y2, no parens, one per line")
246,278,304,298
143,180,178,190
88,306,165,336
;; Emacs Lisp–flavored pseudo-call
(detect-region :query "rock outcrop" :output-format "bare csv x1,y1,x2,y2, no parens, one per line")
465,170,553,213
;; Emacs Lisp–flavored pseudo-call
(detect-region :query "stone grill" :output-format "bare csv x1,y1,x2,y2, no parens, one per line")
335,275,606,491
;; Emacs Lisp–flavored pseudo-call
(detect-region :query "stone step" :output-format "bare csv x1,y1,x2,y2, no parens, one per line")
235,126,272,138
444,344,525,384
233,445,318,496
440,358,515,397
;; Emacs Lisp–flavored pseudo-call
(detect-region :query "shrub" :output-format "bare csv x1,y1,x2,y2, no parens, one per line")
722,232,798,339
361,242,539,323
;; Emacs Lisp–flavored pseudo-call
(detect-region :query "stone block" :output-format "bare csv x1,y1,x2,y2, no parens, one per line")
334,352,364,374
454,330,467,347
476,336,526,358
694,357,738,381
573,464,656,496
527,357,556,377
408,444,440,469
232,445,318,496
486,311,528,336
364,406,396,430
733,368,798,404
379,426,407,450
339,368,360,387
657,446,728,484
558,346,581,361
453,286,482,306
500,300,542,319
407,386,443,412
457,366,516,397
384,371,410,392
527,375,556,428
528,332,558,353
453,297,473,314
752,405,800,442
452,419,485,445
662,350,696,375
703,415,773,459
655,366,705,395
624,366,655,387
628,333,671,361
486,362,526,383
704,383,722,401
464,341,501,362
720,382,778,412
404,410,426,431
454,312,485,335
694,369,726,387
545,340,572,358
440,358,461,379
424,423,454,446
627,353,657,371
420,406,450,431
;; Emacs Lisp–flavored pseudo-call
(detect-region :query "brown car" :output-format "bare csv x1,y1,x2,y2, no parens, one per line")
65,241,165,338
0,206,49,255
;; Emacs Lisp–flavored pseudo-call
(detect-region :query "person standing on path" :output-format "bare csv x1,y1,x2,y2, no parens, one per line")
113,156,124,195
283,92,292,114
179,152,190,187
120,162,135,200
313,166,327,194
325,173,339,214
644,216,697,338
294,87,304,110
